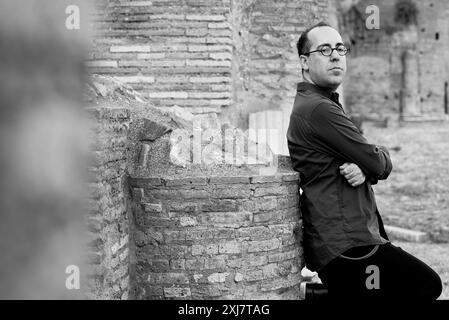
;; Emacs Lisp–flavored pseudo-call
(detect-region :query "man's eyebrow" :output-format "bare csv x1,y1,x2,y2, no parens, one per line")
317,42,344,48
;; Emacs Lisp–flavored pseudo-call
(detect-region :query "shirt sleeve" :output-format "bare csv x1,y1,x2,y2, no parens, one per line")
310,102,392,181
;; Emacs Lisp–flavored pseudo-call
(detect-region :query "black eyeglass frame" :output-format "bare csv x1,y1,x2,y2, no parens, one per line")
303,44,350,57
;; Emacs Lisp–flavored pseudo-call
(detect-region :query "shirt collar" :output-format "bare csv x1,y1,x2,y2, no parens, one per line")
297,81,341,105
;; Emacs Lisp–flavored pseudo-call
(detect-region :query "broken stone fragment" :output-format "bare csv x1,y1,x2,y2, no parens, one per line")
169,129,191,167
139,118,172,142
162,105,194,130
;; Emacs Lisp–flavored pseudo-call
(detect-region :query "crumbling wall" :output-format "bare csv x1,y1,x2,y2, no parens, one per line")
224,0,334,128
88,0,336,126
88,0,233,114
85,78,135,299
130,172,302,299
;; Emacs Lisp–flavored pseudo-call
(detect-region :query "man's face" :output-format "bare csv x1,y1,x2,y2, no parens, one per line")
301,26,347,90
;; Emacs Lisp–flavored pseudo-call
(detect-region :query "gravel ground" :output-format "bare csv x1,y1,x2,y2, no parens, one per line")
363,121,449,242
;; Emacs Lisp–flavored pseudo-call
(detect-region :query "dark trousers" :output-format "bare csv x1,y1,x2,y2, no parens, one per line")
317,242,443,300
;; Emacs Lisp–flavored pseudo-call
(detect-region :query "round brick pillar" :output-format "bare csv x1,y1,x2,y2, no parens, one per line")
130,170,303,299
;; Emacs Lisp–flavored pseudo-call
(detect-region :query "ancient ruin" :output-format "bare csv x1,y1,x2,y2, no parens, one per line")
84,0,449,299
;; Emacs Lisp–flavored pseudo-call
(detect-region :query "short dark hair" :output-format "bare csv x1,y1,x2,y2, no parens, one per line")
296,21,332,58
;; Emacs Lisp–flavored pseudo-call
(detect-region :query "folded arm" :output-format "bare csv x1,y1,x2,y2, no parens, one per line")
310,102,392,183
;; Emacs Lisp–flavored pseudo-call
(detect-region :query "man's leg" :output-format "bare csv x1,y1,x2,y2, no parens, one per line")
317,243,443,300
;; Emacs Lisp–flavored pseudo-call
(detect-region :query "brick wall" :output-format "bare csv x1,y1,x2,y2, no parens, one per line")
86,105,131,299
224,0,334,128
129,172,302,299
88,0,335,126
88,0,233,115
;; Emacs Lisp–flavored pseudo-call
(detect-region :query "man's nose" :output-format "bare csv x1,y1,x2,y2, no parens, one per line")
330,50,340,61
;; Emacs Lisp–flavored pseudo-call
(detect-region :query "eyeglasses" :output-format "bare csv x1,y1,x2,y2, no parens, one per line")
304,44,350,57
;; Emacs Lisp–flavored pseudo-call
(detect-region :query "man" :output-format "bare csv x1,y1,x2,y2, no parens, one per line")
288,22,442,300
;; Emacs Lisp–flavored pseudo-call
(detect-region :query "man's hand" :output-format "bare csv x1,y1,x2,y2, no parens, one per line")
339,162,366,187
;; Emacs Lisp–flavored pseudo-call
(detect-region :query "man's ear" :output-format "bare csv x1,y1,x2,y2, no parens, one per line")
299,55,309,73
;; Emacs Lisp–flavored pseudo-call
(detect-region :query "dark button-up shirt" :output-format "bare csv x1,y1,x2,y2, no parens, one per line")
287,82,392,272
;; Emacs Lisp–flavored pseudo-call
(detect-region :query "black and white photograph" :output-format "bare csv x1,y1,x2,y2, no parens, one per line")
0,0,448,307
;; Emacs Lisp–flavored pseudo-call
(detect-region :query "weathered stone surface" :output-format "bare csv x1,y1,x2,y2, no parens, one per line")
139,118,172,141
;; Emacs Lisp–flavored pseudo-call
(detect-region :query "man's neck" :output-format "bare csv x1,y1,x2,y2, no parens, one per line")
303,75,338,92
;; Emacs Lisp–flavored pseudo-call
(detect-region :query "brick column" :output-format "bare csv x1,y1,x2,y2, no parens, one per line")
130,171,303,299
85,106,131,299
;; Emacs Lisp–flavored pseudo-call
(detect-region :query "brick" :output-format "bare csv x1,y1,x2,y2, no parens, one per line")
191,243,219,256
148,91,188,99
246,239,281,253
164,177,207,186
188,91,231,98
110,45,151,53
118,60,150,67
207,272,229,283
188,45,232,52
186,60,231,67
170,259,186,270
164,287,191,298
177,189,210,199
144,203,163,213
227,255,268,268
251,175,284,184
148,272,189,284
164,230,186,242
211,186,251,198
211,84,232,91
262,263,279,279
86,60,118,68
151,60,186,67
190,285,222,298
209,52,232,60
199,211,253,228
189,76,230,83
209,99,232,105
150,14,185,20
135,177,162,186
179,216,197,227
218,241,241,254
185,229,215,241
193,274,203,283
260,272,301,292
186,28,209,36
147,259,170,272
282,172,300,182
206,36,233,44
255,197,278,211
186,15,226,21
208,22,231,29
199,199,238,212
167,202,197,213
238,226,271,240
245,270,264,281
208,29,232,37
253,185,289,197
204,256,227,269
136,53,166,60
186,258,205,270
